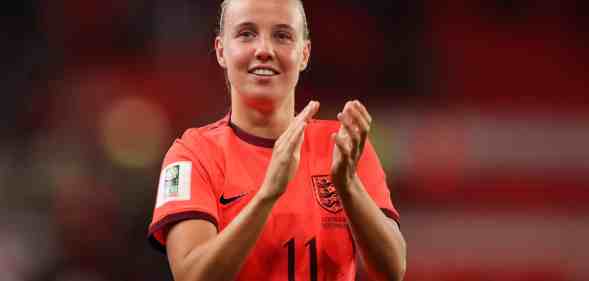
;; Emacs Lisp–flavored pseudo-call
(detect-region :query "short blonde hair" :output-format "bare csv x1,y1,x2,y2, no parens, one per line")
217,0,310,40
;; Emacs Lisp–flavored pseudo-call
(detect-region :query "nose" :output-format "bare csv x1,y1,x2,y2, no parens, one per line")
254,36,274,62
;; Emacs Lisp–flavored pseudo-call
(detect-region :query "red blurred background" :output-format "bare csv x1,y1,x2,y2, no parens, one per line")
1,0,588,280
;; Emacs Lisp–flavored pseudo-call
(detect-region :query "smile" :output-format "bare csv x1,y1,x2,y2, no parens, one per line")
248,67,280,77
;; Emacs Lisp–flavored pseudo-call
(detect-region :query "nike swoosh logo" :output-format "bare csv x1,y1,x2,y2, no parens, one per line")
220,192,248,205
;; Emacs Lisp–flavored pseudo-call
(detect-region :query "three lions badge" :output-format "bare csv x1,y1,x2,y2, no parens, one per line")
311,175,342,213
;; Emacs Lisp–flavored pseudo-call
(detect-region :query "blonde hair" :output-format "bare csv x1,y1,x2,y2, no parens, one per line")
217,0,310,40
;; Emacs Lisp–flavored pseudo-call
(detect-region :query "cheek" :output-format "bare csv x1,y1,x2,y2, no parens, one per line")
225,44,251,72
280,48,304,73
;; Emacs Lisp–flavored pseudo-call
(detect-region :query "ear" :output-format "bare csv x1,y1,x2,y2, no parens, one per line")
300,40,311,71
215,36,226,68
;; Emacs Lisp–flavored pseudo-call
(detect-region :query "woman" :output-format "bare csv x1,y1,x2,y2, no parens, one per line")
148,0,406,280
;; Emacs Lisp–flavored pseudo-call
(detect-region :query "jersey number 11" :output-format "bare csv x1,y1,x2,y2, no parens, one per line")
283,237,317,281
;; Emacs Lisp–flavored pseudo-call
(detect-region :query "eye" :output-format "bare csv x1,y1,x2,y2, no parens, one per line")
237,30,256,40
275,31,294,41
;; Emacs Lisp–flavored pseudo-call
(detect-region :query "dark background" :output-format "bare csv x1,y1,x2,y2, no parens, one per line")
2,0,588,280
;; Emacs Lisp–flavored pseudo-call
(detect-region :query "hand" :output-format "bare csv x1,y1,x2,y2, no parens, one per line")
260,100,320,201
331,100,372,191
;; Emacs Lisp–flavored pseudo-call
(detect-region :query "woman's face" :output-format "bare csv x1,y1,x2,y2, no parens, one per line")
215,0,310,109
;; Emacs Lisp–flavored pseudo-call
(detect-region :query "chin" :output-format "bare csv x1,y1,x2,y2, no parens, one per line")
239,89,288,112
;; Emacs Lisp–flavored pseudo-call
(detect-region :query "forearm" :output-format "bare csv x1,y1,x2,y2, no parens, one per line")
170,101,319,281
338,176,406,281
178,190,278,281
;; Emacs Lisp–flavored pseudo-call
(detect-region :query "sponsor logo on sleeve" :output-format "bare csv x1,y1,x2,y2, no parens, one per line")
156,161,191,208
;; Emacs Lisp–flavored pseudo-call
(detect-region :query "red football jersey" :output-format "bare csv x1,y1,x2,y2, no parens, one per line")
148,114,399,281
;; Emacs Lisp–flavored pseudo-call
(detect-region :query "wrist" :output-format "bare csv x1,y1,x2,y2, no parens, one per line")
334,173,359,197
257,181,284,204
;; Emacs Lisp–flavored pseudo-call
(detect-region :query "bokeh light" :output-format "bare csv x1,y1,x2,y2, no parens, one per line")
99,96,171,169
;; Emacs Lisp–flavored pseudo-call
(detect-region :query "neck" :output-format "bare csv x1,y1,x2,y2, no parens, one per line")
230,93,295,140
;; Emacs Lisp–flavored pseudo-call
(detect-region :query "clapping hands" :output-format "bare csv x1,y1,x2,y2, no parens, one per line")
331,100,372,190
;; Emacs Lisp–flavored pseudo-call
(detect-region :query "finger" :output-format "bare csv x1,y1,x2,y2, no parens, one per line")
346,103,370,135
279,101,316,145
302,100,320,122
285,118,307,154
296,100,320,123
352,100,372,125
295,101,311,122
336,113,348,139
337,111,361,146
336,123,354,152
347,101,371,152
281,100,319,144
293,130,304,157
285,116,306,143
332,132,351,157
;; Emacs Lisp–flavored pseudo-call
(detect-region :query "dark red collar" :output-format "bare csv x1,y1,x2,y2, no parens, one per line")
227,112,276,148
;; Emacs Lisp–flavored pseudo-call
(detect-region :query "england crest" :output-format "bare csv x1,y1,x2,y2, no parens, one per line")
311,175,342,213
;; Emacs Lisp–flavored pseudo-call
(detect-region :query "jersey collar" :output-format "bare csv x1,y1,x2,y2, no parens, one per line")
227,112,276,148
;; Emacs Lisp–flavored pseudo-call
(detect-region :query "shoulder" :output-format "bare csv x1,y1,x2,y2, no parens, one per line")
168,116,231,160
182,116,230,143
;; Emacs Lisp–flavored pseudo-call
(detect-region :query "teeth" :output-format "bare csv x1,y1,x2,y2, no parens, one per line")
252,68,276,76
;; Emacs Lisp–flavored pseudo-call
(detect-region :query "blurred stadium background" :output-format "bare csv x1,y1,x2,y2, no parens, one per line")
2,0,588,280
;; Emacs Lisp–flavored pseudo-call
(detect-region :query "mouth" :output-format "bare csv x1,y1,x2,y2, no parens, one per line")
248,67,280,77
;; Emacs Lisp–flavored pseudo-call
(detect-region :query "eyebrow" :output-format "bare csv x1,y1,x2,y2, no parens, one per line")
232,21,296,32
233,21,256,30
273,24,296,32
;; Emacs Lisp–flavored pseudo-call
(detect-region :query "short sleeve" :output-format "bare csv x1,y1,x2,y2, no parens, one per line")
147,135,220,254
356,139,400,225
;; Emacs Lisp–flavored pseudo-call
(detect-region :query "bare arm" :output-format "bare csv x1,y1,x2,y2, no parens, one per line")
338,177,406,281
166,101,320,281
331,100,406,281
167,191,278,281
